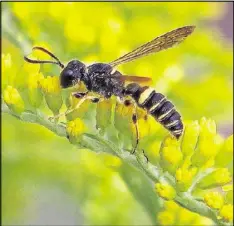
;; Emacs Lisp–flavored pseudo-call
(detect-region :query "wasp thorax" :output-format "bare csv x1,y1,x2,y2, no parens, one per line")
60,60,86,88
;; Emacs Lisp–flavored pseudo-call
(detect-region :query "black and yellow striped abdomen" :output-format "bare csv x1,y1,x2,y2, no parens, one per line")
124,83,183,139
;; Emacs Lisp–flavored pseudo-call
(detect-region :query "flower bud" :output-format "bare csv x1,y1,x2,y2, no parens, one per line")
198,168,231,189
28,73,44,108
155,183,176,200
160,136,183,175
204,192,224,209
215,135,233,167
3,86,25,114
191,118,218,167
219,204,233,222
176,167,197,191
157,211,175,225
40,76,63,115
96,99,113,134
181,121,200,157
66,118,86,144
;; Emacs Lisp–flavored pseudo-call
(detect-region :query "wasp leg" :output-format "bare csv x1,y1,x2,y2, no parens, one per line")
142,149,149,163
73,92,101,103
72,91,89,98
131,105,140,154
49,93,101,120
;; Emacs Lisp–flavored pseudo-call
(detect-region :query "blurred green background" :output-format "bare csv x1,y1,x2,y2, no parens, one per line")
2,2,233,225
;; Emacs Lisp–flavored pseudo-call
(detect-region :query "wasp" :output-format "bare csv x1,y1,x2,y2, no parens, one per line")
24,25,195,153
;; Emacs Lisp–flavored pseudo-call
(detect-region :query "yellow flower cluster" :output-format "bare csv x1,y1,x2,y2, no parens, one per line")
157,201,212,225
67,118,86,138
176,166,197,191
157,118,232,193
181,120,200,157
28,73,44,90
219,204,233,222
202,170,233,223
3,86,25,114
155,183,176,200
198,168,232,189
191,118,218,167
215,135,233,167
157,210,175,225
160,136,183,175
28,73,44,108
204,191,224,209
40,76,61,94
40,76,63,115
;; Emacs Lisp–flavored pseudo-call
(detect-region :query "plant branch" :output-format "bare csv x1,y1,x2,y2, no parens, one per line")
2,103,232,226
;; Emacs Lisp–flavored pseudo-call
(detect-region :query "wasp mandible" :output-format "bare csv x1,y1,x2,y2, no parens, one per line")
24,25,195,153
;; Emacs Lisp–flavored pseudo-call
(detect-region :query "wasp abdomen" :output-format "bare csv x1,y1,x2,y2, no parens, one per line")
124,83,183,139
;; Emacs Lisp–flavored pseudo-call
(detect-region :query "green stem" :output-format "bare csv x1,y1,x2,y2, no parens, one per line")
175,193,229,226
188,168,216,193
2,104,232,226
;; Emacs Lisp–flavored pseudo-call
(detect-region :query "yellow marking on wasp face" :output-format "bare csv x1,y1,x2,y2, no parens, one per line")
166,120,179,127
149,97,165,112
158,108,174,121
138,87,155,105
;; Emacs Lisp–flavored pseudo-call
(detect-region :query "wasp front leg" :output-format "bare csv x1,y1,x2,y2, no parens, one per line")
49,92,102,121
65,92,103,116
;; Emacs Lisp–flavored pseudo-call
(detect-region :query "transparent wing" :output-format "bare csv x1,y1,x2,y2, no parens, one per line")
110,75,152,83
109,26,195,67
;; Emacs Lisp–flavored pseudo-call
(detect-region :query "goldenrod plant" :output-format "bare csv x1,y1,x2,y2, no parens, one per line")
2,2,233,225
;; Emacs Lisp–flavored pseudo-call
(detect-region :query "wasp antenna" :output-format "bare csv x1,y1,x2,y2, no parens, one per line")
30,46,64,68
24,56,64,68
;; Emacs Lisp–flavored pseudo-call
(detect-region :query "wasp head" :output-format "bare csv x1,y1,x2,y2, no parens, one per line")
60,60,86,88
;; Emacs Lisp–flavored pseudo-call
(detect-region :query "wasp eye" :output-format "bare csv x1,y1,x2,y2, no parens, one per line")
66,70,74,77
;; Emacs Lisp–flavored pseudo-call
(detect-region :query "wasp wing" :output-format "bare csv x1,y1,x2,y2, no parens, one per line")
109,26,195,67
110,75,152,84
117,75,152,83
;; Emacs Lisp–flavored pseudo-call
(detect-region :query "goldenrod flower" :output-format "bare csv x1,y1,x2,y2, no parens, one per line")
155,183,176,200
219,204,233,222
160,136,183,175
40,76,61,94
28,73,44,108
198,168,231,189
181,120,200,157
66,118,86,143
200,117,216,136
204,192,224,209
40,76,63,115
176,166,197,191
215,135,233,167
159,200,213,225
96,98,114,134
3,86,25,114
192,118,218,167
157,211,175,225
